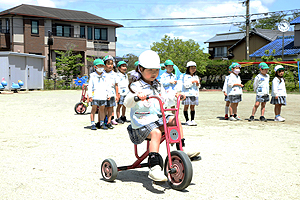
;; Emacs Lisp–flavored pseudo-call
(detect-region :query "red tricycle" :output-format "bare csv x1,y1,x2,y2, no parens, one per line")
74,84,89,114
101,95,193,191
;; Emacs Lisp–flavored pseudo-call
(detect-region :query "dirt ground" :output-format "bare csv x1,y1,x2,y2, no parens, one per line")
0,90,299,200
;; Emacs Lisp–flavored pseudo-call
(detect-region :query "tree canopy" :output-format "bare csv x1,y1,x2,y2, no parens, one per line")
150,35,209,75
235,12,300,31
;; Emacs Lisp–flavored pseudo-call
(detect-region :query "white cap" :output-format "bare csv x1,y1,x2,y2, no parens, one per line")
274,65,284,72
186,61,196,67
138,50,161,69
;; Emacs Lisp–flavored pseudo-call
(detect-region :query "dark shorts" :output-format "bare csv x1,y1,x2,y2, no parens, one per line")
118,95,126,105
228,95,242,103
270,96,286,105
182,96,199,105
91,100,106,107
256,94,269,103
106,96,116,107
127,115,172,144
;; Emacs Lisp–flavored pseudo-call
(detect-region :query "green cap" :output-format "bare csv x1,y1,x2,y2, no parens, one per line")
164,59,174,66
258,62,269,69
93,58,104,66
103,55,114,62
229,62,241,71
134,61,139,67
117,61,127,68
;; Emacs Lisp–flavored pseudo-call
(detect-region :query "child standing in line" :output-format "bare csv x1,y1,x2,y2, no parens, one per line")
249,62,270,121
103,55,119,129
222,65,232,120
160,59,178,114
271,65,287,122
182,61,201,126
227,62,244,121
124,50,200,182
87,59,109,130
116,61,130,124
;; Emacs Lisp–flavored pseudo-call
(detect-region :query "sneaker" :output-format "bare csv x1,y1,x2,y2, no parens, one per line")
248,116,254,121
91,124,97,130
229,116,237,121
148,165,168,182
191,120,197,126
224,114,229,120
183,150,200,158
274,116,285,122
116,118,124,124
121,116,131,123
100,123,108,130
186,120,193,126
96,122,101,129
106,123,114,129
259,116,267,122
111,119,118,125
235,116,242,120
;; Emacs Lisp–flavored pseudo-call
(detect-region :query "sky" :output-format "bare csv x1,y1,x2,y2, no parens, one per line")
0,0,299,57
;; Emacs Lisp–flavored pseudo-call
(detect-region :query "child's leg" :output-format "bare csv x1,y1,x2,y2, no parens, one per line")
116,104,121,119
147,128,162,152
121,105,126,117
183,105,189,122
107,107,113,124
190,105,195,121
171,106,175,115
274,104,282,116
98,105,106,122
251,101,260,116
90,105,97,123
260,102,266,116
230,103,238,115
225,101,231,115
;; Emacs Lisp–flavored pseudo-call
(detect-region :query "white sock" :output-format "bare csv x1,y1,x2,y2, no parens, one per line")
225,106,229,115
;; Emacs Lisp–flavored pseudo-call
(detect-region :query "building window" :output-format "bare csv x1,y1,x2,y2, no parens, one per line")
31,20,39,34
55,25,71,37
87,27,93,40
214,47,227,57
94,28,108,40
80,26,85,38
6,19,10,33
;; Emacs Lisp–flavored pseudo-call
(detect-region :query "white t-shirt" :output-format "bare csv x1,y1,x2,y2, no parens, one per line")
253,73,269,95
271,77,287,97
227,73,243,95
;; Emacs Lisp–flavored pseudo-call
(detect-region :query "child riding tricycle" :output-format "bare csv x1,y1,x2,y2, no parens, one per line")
101,50,199,191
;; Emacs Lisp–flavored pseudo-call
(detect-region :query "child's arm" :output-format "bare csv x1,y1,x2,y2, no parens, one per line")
272,78,279,99
115,83,119,102
87,78,93,102
253,76,258,92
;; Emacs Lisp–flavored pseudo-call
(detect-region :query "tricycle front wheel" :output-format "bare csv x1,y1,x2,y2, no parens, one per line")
164,150,193,191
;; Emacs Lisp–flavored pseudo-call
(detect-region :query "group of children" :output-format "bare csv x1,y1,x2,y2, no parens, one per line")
222,62,287,122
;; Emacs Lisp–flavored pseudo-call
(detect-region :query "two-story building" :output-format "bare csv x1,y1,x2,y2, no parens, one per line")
204,28,294,60
0,4,123,76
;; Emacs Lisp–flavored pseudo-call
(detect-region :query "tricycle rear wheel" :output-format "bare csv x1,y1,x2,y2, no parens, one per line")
101,158,118,182
74,102,87,114
164,150,193,191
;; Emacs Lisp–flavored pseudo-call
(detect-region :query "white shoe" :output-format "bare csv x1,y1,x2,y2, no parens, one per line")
274,116,285,122
235,116,242,120
229,116,237,121
186,120,193,126
191,120,197,126
148,165,168,182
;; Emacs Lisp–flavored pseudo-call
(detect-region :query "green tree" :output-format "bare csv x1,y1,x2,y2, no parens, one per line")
55,49,84,86
150,35,209,75
235,12,299,31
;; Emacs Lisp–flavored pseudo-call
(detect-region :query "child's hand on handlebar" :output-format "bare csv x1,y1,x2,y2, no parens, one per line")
175,92,186,100
137,92,148,101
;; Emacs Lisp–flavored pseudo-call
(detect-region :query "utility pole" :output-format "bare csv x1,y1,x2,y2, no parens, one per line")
245,0,250,60
47,30,53,79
